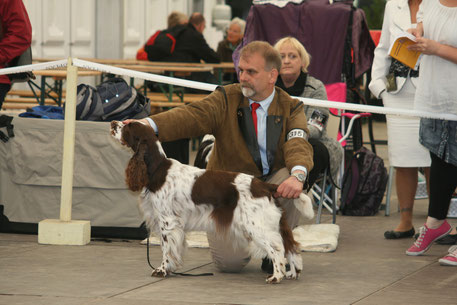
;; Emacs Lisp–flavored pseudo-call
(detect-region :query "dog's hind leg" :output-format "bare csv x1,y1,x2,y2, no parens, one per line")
278,213,302,280
285,251,302,279
151,221,186,278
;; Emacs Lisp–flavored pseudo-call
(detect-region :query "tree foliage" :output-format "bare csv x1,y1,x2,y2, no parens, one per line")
357,0,387,30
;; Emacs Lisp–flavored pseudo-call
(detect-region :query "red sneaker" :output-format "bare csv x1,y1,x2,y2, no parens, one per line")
439,245,457,266
406,220,452,256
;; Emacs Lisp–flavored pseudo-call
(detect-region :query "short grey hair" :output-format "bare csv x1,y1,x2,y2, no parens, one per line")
230,17,246,35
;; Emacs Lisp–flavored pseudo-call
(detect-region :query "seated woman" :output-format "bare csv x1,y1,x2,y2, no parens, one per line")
217,17,246,62
274,36,343,188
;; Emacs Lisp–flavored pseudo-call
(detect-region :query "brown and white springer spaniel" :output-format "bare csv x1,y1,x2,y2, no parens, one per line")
110,121,314,284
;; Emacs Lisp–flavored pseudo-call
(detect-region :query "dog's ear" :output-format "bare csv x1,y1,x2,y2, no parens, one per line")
125,140,148,192
122,124,140,149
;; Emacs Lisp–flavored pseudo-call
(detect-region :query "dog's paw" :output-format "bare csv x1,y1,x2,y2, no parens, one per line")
286,269,298,280
266,274,283,284
151,267,168,278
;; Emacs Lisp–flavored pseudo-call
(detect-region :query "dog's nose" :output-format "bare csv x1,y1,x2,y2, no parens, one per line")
110,121,118,130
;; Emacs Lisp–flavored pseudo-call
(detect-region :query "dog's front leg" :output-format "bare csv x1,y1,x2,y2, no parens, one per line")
151,223,186,278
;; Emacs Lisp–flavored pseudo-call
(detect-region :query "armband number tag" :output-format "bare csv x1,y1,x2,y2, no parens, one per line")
287,129,308,141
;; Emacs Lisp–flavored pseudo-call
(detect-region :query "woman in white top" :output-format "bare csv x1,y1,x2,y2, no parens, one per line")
404,0,457,266
369,0,430,240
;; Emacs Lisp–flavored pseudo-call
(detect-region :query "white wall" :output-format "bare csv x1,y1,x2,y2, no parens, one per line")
24,0,223,60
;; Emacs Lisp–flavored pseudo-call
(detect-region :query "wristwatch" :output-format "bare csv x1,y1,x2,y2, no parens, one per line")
291,172,306,183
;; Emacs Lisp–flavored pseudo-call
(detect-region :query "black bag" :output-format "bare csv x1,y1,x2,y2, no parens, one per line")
76,84,103,121
6,46,35,83
144,27,184,61
97,78,150,121
340,147,388,216
74,78,151,121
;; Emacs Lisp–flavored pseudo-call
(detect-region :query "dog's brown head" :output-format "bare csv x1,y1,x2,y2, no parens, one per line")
110,120,168,192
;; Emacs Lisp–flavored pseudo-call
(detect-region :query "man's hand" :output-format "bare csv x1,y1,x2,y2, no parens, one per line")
276,176,304,199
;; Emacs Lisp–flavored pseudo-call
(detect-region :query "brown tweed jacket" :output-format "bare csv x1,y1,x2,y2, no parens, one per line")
151,84,314,178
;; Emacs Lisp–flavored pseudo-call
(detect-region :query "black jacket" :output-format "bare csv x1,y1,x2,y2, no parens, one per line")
165,24,220,63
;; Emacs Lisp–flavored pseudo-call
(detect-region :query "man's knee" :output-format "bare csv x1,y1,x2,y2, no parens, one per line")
213,256,250,273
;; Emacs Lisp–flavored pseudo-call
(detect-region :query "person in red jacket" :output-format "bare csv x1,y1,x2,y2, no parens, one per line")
0,0,32,109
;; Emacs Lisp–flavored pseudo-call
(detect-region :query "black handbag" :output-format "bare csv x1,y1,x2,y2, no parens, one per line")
6,46,35,83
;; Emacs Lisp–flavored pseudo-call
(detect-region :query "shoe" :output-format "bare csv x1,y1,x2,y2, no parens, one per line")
435,233,457,245
384,227,415,239
261,257,273,274
261,257,290,274
406,221,452,256
439,245,457,266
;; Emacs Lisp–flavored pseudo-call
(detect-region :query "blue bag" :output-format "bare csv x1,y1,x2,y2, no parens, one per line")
19,106,64,120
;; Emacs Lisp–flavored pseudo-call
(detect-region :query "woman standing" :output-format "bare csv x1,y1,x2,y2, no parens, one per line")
369,0,430,239
404,0,457,265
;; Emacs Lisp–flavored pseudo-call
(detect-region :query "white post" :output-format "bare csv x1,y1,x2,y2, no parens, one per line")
38,58,91,245
60,57,77,221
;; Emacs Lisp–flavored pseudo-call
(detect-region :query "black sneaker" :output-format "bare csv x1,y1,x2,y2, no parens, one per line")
435,233,457,245
261,257,290,274
261,257,273,274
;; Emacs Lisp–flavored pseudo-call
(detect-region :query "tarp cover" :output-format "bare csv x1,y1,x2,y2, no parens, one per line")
0,117,141,227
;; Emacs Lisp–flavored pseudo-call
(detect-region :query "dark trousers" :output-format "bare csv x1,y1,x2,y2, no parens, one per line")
162,139,190,164
0,83,11,110
307,138,330,191
428,152,457,220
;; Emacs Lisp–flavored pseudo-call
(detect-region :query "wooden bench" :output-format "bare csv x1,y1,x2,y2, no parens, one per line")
2,97,57,110
8,90,66,98
146,92,207,103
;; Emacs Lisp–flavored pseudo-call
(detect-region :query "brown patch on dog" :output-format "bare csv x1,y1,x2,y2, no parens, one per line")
279,211,300,255
125,141,150,191
191,170,239,232
250,178,278,199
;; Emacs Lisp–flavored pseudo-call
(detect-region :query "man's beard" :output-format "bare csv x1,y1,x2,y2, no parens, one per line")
241,84,256,98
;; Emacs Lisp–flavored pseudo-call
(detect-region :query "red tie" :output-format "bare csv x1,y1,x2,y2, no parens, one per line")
251,102,261,136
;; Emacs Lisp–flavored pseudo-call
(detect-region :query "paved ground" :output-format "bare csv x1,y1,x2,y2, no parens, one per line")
1,120,457,305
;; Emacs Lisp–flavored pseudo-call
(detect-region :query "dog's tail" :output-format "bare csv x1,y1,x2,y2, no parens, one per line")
294,193,314,220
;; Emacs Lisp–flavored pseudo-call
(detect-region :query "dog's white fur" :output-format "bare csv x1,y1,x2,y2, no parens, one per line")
111,121,314,284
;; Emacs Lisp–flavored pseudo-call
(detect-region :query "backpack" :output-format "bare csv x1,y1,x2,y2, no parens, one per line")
98,78,151,121
340,147,388,216
74,78,151,121
137,26,186,61
76,84,104,121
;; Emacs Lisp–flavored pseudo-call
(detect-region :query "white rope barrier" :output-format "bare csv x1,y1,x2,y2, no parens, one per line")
0,59,67,74
71,59,457,121
72,59,218,92
295,96,457,121
1,58,456,121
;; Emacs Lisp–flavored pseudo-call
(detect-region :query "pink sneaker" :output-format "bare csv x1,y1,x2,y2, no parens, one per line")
406,220,452,256
439,245,457,266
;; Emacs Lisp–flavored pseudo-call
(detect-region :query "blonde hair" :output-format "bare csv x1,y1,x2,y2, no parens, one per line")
167,11,188,28
240,41,282,72
274,36,311,72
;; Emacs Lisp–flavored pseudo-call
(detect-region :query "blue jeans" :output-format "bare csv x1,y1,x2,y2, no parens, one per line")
419,118,457,167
